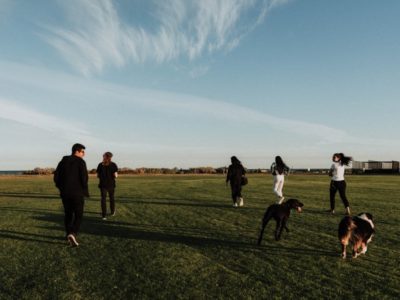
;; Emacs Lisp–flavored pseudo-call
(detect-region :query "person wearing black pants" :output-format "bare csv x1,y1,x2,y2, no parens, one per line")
96,152,118,220
330,180,350,211
54,143,89,247
328,153,352,215
226,156,246,207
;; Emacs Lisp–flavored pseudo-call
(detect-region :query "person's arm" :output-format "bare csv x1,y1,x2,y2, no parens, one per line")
53,160,63,189
328,164,335,177
284,165,290,175
96,163,101,178
226,166,231,184
270,163,275,174
113,163,118,178
80,160,90,197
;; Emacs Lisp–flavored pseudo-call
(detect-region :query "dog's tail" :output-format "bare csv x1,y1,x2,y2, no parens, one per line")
338,216,356,245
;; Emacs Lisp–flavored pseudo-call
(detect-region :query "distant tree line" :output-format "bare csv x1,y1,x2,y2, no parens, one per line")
23,167,56,175
23,167,270,175
24,167,361,176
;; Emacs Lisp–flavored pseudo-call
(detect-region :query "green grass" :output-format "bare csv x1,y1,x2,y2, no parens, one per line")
0,174,399,299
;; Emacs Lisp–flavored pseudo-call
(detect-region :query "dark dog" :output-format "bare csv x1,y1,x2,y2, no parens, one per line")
338,212,375,259
257,198,303,245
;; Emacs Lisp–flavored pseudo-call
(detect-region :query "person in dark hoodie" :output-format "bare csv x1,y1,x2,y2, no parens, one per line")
96,152,118,220
226,156,246,207
54,143,89,247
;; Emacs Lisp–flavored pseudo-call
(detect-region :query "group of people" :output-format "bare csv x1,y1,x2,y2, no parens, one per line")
54,143,118,246
226,153,353,214
54,143,352,247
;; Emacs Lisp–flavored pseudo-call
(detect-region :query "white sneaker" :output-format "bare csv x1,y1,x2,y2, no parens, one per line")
102,217,107,221
67,234,79,247
239,197,244,207
233,203,238,207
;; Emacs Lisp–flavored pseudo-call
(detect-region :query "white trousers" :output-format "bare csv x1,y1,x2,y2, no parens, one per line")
273,175,285,198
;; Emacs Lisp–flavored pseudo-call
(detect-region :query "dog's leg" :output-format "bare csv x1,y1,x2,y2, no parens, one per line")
275,219,283,241
284,223,289,233
341,243,346,259
257,212,271,245
360,242,368,255
352,241,362,258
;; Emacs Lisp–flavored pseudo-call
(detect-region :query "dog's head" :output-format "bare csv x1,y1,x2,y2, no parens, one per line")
286,198,304,212
362,212,373,221
356,212,374,228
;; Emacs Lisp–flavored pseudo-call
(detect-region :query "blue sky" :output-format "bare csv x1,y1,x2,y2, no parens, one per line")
0,0,399,170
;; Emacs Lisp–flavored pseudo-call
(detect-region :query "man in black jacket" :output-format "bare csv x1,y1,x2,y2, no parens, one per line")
54,143,89,246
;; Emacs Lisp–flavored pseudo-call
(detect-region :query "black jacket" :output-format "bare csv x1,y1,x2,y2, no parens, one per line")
96,162,118,189
54,155,89,198
226,163,246,186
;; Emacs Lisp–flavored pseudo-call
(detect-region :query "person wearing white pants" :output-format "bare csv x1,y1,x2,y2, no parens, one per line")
271,156,289,204
273,174,285,202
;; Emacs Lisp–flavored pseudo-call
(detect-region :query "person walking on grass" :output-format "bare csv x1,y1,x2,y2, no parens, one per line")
54,143,89,247
96,152,118,220
328,153,352,215
226,156,246,207
270,156,289,204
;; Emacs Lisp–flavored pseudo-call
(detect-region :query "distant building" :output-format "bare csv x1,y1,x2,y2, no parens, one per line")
352,160,400,174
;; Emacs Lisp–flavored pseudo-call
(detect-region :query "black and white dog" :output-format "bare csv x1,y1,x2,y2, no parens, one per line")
257,198,303,245
338,213,375,259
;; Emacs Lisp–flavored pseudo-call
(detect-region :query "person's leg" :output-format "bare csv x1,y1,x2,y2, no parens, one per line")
231,183,239,205
329,181,338,212
279,176,285,196
337,181,350,214
273,176,282,197
100,188,107,218
71,196,85,235
277,176,285,203
109,188,115,215
62,197,73,236
237,185,244,206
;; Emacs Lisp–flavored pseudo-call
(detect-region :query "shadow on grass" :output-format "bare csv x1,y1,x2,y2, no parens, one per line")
0,206,100,216
0,229,65,245
32,213,337,257
303,208,334,215
116,197,264,211
0,192,59,200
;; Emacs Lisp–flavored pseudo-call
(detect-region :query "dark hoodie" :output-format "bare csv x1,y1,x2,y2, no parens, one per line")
54,155,89,198
226,162,246,186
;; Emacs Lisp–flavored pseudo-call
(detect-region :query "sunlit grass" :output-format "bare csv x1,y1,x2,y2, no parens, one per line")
0,174,399,299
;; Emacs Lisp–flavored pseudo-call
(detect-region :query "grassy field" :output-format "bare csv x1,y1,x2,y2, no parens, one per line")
0,174,399,299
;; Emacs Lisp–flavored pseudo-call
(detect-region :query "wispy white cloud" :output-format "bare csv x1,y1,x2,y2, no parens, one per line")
41,0,290,76
0,97,90,138
0,60,373,146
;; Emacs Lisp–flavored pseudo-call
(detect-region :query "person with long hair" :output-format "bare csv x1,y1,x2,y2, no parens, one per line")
226,156,246,207
328,153,352,215
270,156,290,204
96,152,118,220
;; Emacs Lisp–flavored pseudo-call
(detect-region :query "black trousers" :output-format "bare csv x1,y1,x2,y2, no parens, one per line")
100,187,115,217
230,183,242,203
329,180,350,210
62,196,84,236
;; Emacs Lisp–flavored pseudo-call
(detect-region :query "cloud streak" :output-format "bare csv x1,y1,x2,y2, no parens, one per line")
0,97,90,138
41,0,289,76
